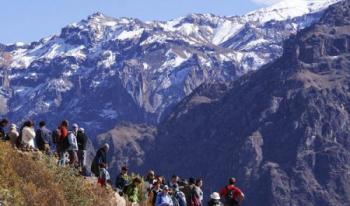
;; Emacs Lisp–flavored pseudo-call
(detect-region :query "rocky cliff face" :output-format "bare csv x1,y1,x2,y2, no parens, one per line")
144,1,350,205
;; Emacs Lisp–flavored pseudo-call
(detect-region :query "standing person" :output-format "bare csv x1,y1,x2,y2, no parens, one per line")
147,181,162,206
68,123,79,166
21,121,36,150
58,120,69,166
124,177,142,206
115,166,130,194
142,170,156,206
169,175,179,190
91,143,109,177
208,193,223,206
0,119,9,140
190,178,203,206
173,184,187,206
8,124,19,147
77,127,88,174
183,178,195,206
35,121,52,153
219,178,244,206
155,185,173,206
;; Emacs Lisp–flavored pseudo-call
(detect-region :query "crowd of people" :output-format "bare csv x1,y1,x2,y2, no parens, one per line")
0,118,88,174
0,118,245,206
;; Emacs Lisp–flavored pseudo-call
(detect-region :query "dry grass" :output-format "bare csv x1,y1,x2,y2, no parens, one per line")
0,142,117,206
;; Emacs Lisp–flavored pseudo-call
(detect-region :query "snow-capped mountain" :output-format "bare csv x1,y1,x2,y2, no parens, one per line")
0,0,340,137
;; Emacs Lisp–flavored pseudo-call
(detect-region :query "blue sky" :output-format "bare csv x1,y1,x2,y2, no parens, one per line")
0,0,274,44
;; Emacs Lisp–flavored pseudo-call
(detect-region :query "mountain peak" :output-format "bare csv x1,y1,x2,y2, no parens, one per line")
244,0,341,23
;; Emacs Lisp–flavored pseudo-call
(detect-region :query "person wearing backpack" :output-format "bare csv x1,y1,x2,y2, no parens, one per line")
91,143,109,177
35,121,52,154
219,178,244,206
77,127,88,175
183,178,195,206
190,178,203,206
58,120,69,166
68,123,79,166
52,126,61,153
208,192,223,206
173,184,187,206
155,185,173,206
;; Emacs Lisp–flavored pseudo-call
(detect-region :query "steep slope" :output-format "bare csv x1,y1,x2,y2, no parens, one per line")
144,1,350,205
0,0,339,133
0,142,118,206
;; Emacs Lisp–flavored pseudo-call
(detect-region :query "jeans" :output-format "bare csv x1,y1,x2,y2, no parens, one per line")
58,151,67,166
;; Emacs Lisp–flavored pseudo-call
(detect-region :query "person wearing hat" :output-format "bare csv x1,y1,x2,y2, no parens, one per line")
208,192,223,206
8,123,19,147
115,166,130,194
219,178,244,206
155,185,173,206
91,143,109,177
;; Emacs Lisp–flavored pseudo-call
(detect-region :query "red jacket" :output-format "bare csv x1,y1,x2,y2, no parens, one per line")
219,185,243,200
60,127,68,139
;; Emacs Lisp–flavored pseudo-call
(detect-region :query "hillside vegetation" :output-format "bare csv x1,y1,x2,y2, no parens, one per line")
0,142,118,206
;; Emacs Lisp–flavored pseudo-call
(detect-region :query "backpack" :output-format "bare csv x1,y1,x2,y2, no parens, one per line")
190,187,201,206
225,186,239,206
52,128,61,144
172,195,180,206
175,191,186,206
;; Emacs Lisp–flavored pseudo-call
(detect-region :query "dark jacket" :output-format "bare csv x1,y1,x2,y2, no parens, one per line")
0,126,6,140
77,131,87,150
91,148,107,176
35,127,52,150
115,173,129,191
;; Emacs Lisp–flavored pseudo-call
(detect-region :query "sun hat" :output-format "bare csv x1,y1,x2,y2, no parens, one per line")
210,192,221,200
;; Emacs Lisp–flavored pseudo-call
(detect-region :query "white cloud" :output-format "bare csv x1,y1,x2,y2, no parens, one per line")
250,0,283,5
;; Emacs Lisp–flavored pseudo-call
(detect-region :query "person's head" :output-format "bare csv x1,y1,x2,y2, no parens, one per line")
153,181,161,190
10,124,17,130
78,128,85,134
99,163,106,169
195,178,203,187
121,166,128,174
147,170,155,180
72,123,79,133
210,192,220,201
39,121,46,128
189,177,195,185
157,176,166,185
171,175,179,184
229,177,236,185
133,177,142,185
61,120,68,128
162,185,170,194
103,143,110,151
0,119,9,127
24,120,34,128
